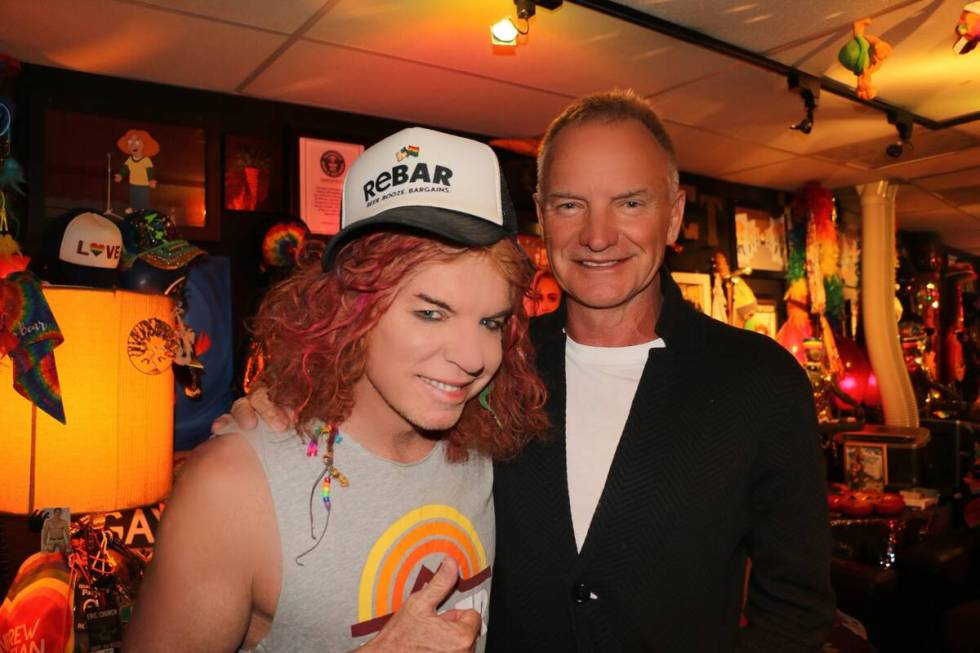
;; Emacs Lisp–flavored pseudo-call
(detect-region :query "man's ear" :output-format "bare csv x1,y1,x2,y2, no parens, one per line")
533,192,547,240
666,187,686,245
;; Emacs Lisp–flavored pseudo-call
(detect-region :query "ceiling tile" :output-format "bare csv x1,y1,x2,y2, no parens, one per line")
0,0,286,92
650,61,897,160
665,122,794,177
720,157,862,191
814,123,980,170
613,0,911,54
877,146,980,181
895,183,949,212
300,0,734,98
245,40,571,137
914,166,980,191
132,0,326,34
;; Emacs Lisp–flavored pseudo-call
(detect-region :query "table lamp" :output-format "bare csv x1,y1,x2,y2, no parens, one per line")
1,287,174,515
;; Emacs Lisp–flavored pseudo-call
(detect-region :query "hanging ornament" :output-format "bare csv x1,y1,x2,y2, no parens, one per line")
954,2,980,54
838,18,892,100
781,183,845,375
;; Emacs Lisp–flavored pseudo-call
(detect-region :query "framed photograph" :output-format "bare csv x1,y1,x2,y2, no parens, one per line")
224,134,281,212
734,206,787,272
40,506,71,554
44,109,207,231
671,271,711,315
844,442,888,491
747,300,778,339
298,136,364,235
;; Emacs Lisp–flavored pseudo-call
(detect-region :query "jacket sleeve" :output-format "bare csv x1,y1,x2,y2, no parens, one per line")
736,361,835,652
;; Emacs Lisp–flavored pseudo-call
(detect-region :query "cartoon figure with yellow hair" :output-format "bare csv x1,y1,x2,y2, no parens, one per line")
114,129,160,211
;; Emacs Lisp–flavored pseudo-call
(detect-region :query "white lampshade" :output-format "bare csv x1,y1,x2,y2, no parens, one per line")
0,287,175,514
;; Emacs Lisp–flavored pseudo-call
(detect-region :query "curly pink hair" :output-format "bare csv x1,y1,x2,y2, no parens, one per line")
251,232,550,462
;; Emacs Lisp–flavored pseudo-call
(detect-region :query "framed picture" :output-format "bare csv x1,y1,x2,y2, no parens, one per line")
734,206,787,272
671,271,711,315
224,134,281,212
44,109,207,231
297,136,363,235
844,442,888,491
40,506,71,554
747,300,778,339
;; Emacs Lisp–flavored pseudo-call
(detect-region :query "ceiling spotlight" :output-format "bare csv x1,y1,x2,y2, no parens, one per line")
886,111,914,158
490,0,562,47
491,17,521,45
788,72,820,135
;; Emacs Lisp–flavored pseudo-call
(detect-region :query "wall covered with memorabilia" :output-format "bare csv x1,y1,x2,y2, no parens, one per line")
14,64,418,369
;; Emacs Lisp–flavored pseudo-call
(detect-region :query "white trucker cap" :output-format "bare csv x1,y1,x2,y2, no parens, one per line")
322,126,517,269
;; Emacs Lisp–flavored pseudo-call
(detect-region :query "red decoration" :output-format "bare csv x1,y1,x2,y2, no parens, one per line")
834,337,872,407
0,251,29,279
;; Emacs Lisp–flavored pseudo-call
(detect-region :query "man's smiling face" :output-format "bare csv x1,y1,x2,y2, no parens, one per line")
535,119,684,312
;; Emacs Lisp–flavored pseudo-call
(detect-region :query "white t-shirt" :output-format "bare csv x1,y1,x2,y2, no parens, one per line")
565,335,665,551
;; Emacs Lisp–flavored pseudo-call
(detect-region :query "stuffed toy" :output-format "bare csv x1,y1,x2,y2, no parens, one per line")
838,18,891,100
954,2,980,54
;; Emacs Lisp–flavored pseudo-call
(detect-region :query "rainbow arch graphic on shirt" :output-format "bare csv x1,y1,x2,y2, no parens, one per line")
356,504,488,623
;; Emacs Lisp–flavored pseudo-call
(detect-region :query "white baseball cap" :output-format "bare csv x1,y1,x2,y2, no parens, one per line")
58,211,123,270
322,127,517,269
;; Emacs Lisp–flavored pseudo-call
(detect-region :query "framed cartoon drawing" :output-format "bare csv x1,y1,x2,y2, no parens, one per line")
671,271,711,315
44,109,207,230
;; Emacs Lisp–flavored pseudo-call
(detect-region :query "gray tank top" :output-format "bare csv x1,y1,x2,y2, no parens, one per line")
240,421,494,652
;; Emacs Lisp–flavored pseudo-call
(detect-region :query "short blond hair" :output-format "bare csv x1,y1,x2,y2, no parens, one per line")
537,89,678,194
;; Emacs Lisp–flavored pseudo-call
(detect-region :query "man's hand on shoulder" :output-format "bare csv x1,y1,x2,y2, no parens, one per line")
211,386,292,434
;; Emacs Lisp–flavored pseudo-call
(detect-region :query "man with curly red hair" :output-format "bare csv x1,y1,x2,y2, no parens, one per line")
126,128,548,652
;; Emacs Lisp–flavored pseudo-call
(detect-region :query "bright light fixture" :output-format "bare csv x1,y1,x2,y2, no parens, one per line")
491,17,519,45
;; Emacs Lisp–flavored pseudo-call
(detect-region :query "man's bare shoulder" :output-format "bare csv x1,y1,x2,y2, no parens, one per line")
127,433,276,651
175,434,263,493
165,433,272,541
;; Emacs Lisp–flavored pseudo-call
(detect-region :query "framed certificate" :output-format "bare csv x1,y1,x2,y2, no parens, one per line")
298,137,364,235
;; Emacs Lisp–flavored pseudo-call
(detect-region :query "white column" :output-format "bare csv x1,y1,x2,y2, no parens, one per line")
858,181,918,427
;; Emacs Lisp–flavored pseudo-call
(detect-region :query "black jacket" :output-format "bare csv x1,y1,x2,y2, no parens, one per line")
488,270,835,652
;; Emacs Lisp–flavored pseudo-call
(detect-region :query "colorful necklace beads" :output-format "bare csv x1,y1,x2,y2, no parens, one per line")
306,423,349,511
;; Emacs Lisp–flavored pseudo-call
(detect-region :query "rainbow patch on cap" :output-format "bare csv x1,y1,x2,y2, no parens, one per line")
395,145,420,162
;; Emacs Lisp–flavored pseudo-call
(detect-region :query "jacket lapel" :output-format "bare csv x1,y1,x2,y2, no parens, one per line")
527,312,580,567
574,269,707,567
